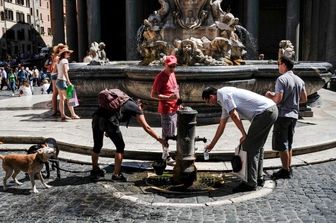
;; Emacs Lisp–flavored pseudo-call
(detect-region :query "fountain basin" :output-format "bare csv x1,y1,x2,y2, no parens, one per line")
69,60,333,125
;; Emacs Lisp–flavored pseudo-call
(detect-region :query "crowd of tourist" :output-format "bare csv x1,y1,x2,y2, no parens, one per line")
0,63,51,96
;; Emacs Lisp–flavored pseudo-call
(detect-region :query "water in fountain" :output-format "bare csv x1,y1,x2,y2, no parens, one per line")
235,25,258,60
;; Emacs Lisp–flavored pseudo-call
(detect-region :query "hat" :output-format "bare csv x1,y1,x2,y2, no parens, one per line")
53,43,67,54
164,55,177,65
58,48,73,56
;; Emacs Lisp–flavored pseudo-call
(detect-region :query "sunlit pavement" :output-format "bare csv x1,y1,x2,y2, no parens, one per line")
0,88,336,221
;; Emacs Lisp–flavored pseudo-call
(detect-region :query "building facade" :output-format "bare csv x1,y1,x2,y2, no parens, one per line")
52,0,335,68
0,0,52,61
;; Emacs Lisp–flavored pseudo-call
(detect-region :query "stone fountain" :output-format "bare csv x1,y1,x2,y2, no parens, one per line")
69,0,333,125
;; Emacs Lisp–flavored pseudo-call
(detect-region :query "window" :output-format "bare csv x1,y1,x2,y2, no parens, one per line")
27,30,32,40
16,12,25,23
47,27,51,35
5,9,14,21
17,29,25,40
47,15,49,22
27,14,31,24
40,26,44,35
6,29,15,39
26,0,30,7
0,12,4,21
16,0,24,5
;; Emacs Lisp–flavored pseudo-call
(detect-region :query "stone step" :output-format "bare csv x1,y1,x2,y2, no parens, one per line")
56,147,336,172
0,143,32,152
2,143,335,172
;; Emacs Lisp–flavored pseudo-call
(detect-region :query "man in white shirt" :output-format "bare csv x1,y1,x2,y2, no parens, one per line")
202,86,278,192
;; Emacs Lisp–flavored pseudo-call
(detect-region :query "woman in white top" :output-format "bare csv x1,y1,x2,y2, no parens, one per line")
49,43,67,116
56,48,80,121
19,81,33,96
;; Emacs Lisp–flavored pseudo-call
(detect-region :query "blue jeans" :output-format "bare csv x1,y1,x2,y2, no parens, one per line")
9,81,15,93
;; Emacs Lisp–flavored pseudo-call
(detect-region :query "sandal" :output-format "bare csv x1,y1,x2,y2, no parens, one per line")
61,116,71,121
71,115,80,119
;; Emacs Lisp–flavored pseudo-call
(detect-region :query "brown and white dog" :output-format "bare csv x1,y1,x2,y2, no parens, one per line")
0,146,56,193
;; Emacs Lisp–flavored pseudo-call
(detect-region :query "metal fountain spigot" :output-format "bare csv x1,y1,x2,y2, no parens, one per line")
195,136,207,143
172,106,201,187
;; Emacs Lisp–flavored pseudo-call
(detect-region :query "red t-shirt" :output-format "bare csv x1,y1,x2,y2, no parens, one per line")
152,70,178,114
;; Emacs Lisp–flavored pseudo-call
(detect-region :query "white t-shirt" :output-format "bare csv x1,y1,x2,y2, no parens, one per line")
57,58,69,81
217,87,275,121
19,86,32,96
41,83,50,94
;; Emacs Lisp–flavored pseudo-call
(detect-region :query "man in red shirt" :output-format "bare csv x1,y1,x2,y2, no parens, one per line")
151,55,180,165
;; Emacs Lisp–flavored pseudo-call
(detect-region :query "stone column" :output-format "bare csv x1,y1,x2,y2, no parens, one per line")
125,0,142,60
286,0,300,60
50,0,65,45
86,0,101,44
301,0,336,68
325,0,336,67
66,0,78,61
246,0,259,51
77,0,88,62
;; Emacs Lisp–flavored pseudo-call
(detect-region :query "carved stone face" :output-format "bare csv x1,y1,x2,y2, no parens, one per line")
183,43,193,53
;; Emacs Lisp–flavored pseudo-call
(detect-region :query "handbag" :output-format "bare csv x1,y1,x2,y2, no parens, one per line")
231,144,248,182
231,145,242,172
68,88,79,107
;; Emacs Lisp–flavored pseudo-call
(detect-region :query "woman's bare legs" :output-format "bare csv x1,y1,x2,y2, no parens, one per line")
51,79,58,115
67,103,80,119
58,89,69,120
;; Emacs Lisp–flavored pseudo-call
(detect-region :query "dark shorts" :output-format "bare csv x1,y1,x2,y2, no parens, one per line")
92,115,125,154
51,74,57,81
56,79,67,90
272,117,297,151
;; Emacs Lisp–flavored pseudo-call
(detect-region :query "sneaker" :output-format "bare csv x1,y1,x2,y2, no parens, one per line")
90,168,105,181
166,156,176,166
271,168,291,180
232,182,257,193
257,178,265,187
112,173,127,182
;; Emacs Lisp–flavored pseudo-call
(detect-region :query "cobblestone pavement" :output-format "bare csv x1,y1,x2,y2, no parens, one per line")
0,151,335,222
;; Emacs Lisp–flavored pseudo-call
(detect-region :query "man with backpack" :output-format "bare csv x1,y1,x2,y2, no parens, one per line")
90,88,167,181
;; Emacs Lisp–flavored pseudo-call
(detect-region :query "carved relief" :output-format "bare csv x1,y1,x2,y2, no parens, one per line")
173,0,208,29
136,0,247,66
278,40,295,60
